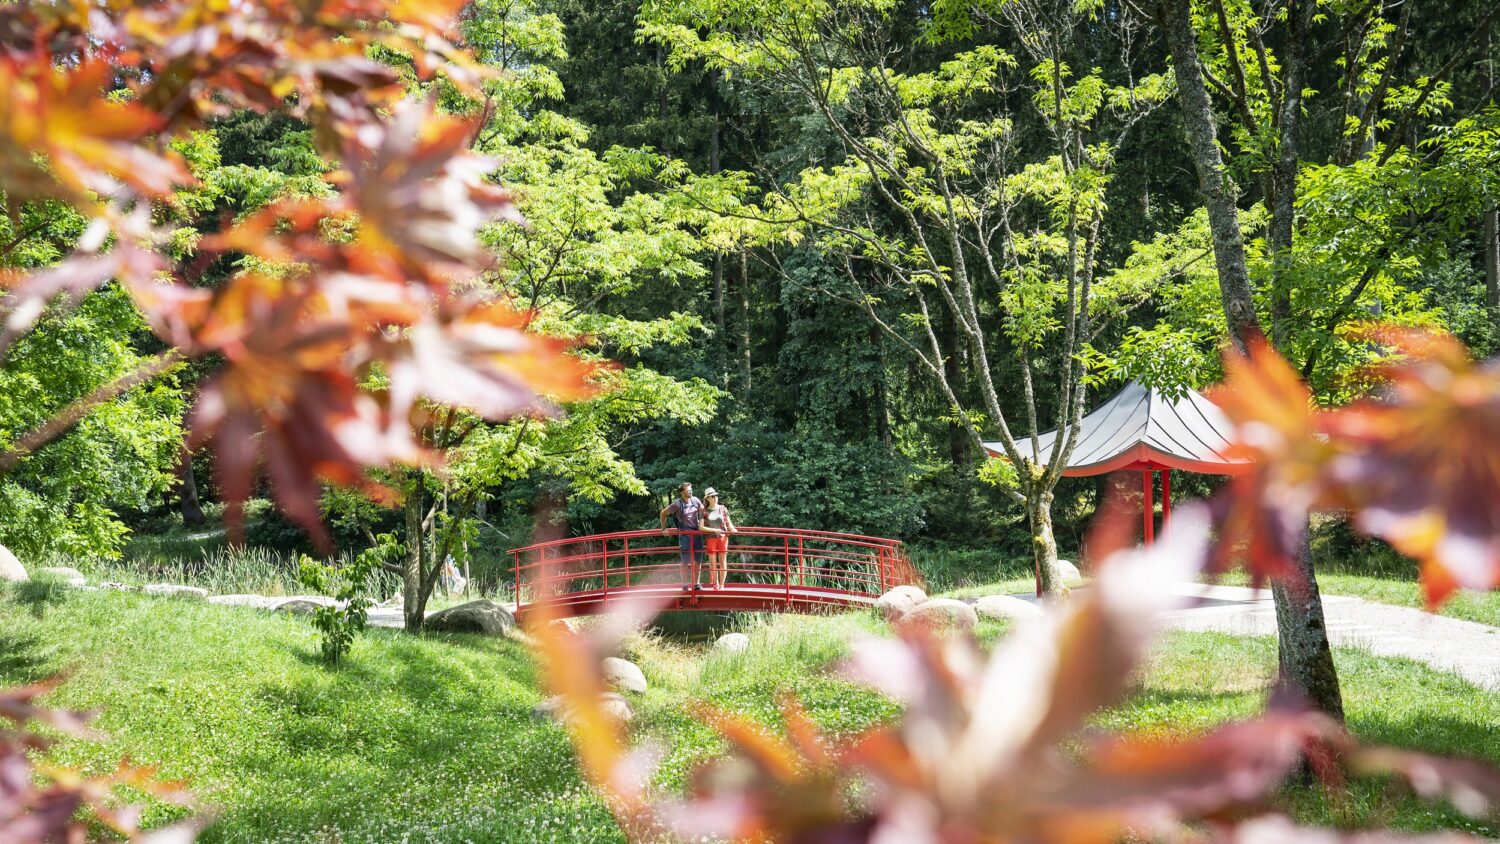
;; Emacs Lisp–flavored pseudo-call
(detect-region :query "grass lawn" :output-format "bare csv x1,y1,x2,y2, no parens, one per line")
1310,574,1500,628
2,582,1496,841
1210,569,1500,628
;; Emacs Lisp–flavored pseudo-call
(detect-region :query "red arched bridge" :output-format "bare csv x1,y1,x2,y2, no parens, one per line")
510,527,915,619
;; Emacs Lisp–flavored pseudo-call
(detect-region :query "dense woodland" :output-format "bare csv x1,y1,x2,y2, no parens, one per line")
3,0,1498,593
8,3,1500,839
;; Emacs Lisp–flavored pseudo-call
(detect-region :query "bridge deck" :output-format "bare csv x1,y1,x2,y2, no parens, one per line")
509,526,911,618
519,583,880,619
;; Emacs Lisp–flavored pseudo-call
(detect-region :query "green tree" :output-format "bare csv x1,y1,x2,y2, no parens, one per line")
374,1,724,630
641,0,1171,593
0,285,185,559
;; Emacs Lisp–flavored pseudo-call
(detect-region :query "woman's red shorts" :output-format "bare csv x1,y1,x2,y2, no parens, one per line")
705,535,728,554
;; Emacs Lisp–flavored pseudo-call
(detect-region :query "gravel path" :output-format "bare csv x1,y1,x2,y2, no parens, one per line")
1153,583,1500,691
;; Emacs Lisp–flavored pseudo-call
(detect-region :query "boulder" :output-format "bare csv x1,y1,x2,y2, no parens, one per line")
885,584,928,606
1053,559,1082,581
38,565,84,579
273,599,325,615
0,545,27,583
209,594,281,609
37,566,87,587
533,692,635,727
713,632,751,654
425,600,517,636
142,584,208,600
902,597,978,632
602,657,647,694
597,692,636,724
874,584,928,619
973,595,1044,622
532,695,565,718
549,617,582,634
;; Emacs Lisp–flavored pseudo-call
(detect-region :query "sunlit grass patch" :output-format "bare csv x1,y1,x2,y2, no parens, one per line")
3,584,1496,841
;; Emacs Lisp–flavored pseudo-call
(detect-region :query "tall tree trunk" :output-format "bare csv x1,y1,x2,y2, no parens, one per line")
940,311,971,472
738,251,752,390
178,456,206,527
710,116,726,386
1273,535,1345,719
1157,0,1344,720
1155,0,1259,355
403,473,427,632
1268,0,1311,348
656,46,670,154
872,327,892,446
712,254,726,382
1485,206,1499,334
1029,486,1061,595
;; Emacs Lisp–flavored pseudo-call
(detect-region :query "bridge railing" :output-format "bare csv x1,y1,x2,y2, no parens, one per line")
509,527,909,610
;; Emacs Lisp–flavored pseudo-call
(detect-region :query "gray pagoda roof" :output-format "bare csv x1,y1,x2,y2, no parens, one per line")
981,381,1250,476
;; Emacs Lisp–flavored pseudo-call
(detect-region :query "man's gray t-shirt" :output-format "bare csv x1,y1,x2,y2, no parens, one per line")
665,496,704,530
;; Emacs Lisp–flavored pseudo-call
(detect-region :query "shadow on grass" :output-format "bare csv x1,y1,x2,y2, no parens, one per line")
202,629,578,842
10,578,71,619
0,629,54,682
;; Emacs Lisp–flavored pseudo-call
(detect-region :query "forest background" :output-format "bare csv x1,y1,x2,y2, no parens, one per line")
4,0,1498,596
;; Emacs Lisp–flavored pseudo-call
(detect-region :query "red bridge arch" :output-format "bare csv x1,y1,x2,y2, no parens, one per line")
510,527,915,619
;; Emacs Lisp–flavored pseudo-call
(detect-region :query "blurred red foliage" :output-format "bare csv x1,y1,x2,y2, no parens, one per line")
1,678,196,842
1211,332,1500,606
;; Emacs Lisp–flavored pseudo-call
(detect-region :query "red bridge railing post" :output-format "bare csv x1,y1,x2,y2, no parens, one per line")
513,550,522,610
783,537,791,607
601,539,608,603
623,537,631,588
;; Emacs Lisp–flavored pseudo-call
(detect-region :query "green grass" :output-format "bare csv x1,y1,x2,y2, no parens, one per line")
1212,569,1500,628
1112,632,1499,837
2,584,615,843
1311,574,1500,628
2,584,1496,841
938,575,1075,600
906,541,1072,594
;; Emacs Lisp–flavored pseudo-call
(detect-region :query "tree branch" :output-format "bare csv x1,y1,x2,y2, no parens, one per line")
0,350,183,473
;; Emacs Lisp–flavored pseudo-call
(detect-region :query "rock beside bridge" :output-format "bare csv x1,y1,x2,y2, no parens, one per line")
142,584,208,600
714,632,750,653
974,595,1043,622
38,566,87,587
0,545,27,583
875,585,928,619
534,692,635,727
1054,559,1081,580
902,598,977,632
602,657,648,693
209,594,282,609
274,599,326,616
425,600,517,636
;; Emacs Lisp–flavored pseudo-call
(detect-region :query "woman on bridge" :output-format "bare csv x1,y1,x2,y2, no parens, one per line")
701,488,738,590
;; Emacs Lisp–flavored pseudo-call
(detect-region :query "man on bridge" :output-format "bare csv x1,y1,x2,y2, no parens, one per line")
660,481,704,589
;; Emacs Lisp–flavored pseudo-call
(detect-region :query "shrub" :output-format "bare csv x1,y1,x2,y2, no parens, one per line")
296,536,395,665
